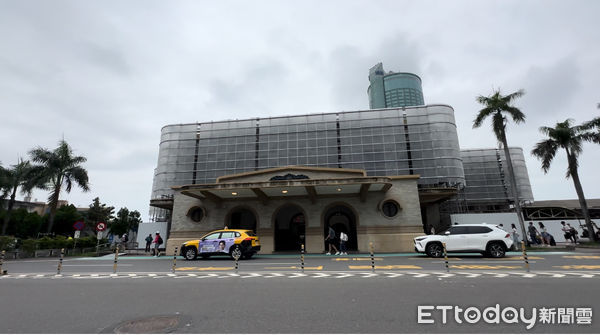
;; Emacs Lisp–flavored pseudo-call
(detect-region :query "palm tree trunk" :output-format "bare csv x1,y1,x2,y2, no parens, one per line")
1,185,18,235
500,132,527,246
46,183,62,233
567,150,597,242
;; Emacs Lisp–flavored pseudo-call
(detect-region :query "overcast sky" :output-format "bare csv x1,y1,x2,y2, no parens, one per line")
1,0,599,222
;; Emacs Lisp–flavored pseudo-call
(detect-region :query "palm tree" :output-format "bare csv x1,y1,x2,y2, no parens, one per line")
29,140,90,233
0,159,37,235
531,115,600,242
473,89,528,244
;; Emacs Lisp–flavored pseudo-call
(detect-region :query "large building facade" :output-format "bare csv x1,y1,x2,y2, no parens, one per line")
149,63,535,253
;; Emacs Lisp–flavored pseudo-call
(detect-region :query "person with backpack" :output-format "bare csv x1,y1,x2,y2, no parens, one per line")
339,231,349,255
325,225,339,255
153,231,163,257
144,234,153,252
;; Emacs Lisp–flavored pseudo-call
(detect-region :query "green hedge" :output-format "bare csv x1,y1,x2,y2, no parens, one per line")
1,236,108,253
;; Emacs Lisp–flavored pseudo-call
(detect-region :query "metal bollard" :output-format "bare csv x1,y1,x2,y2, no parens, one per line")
1,250,5,275
57,248,64,274
234,246,240,273
172,247,178,273
113,245,119,274
301,244,305,273
521,241,530,273
442,243,449,272
370,242,375,272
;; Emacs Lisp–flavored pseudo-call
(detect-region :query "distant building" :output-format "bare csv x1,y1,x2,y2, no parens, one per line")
368,63,424,108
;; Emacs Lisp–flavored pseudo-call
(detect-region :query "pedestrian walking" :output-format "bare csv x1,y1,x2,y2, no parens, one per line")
561,221,574,243
153,231,163,257
567,224,578,244
121,233,129,250
528,222,540,245
511,223,520,250
538,222,550,246
339,231,348,255
325,225,340,255
144,234,153,252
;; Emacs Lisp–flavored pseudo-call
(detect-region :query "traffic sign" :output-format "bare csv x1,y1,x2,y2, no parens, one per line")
73,221,84,231
74,230,81,239
96,222,107,231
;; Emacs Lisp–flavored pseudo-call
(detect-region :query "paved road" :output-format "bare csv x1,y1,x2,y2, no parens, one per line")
1,250,599,333
2,250,599,274
1,275,598,333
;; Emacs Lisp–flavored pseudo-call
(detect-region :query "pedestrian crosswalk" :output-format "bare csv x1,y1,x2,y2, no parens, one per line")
1,271,599,280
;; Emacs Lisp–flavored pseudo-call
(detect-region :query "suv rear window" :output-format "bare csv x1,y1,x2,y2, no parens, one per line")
466,226,493,234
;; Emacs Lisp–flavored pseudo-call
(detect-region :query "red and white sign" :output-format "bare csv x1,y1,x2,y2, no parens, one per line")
96,222,107,231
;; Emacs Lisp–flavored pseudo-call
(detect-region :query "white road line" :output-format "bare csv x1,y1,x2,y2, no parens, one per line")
360,272,378,278
434,273,454,278
263,273,285,278
457,272,482,278
312,273,330,278
241,273,261,278
509,272,536,278
384,273,403,278
408,272,429,278
484,272,508,278
334,273,353,278
566,272,594,278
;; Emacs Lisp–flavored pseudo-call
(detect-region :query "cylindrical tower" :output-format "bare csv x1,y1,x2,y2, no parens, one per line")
368,63,424,108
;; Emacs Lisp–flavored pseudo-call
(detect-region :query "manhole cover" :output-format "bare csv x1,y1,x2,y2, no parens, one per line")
113,315,180,333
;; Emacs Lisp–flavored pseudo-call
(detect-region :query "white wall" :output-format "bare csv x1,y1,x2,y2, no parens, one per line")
450,213,588,242
136,222,169,248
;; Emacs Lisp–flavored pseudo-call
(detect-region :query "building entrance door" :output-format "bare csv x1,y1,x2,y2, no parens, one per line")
227,208,257,232
324,205,357,251
274,204,305,251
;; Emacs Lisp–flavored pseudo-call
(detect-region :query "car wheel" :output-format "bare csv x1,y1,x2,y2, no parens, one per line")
230,246,242,260
184,247,197,260
426,243,443,258
487,242,505,258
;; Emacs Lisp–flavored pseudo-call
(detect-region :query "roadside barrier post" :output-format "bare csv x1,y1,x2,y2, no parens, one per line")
442,243,449,272
234,246,240,273
521,241,530,273
172,247,178,273
113,245,119,274
370,242,375,273
1,250,5,275
301,244,305,273
57,248,64,275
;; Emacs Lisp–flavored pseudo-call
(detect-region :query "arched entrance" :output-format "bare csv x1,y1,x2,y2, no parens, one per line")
323,204,358,251
226,207,257,232
273,204,306,251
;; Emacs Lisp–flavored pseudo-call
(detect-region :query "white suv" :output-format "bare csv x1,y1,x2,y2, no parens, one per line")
414,224,513,258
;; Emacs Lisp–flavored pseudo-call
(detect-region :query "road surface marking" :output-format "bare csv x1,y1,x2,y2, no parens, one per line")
349,265,422,270
563,255,600,259
264,273,285,278
450,265,522,269
304,266,323,270
334,257,384,261
334,273,353,278
176,267,234,271
384,273,404,278
312,273,330,278
553,265,600,270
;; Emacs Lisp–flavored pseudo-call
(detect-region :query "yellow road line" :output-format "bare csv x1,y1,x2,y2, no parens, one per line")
175,267,233,271
304,266,323,270
450,265,522,269
553,265,600,269
563,255,600,259
349,265,422,270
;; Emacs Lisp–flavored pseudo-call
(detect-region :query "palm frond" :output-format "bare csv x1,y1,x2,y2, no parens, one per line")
531,139,558,173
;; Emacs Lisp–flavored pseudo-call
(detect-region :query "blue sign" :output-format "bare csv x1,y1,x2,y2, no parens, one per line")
73,221,85,231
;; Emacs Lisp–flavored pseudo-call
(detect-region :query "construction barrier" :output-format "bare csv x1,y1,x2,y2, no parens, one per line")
300,244,305,273
113,245,119,274
370,242,375,272
172,247,178,273
442,243,449,272
57,248,65,275
521,241,530,272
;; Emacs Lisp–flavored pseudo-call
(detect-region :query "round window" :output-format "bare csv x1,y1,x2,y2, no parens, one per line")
381,200,400,218
188,207,205,222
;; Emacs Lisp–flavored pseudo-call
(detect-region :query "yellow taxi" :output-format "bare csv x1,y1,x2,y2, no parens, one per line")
180,229,261,260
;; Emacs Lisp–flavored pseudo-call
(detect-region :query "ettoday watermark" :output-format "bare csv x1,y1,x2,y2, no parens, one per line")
417,305,592,329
